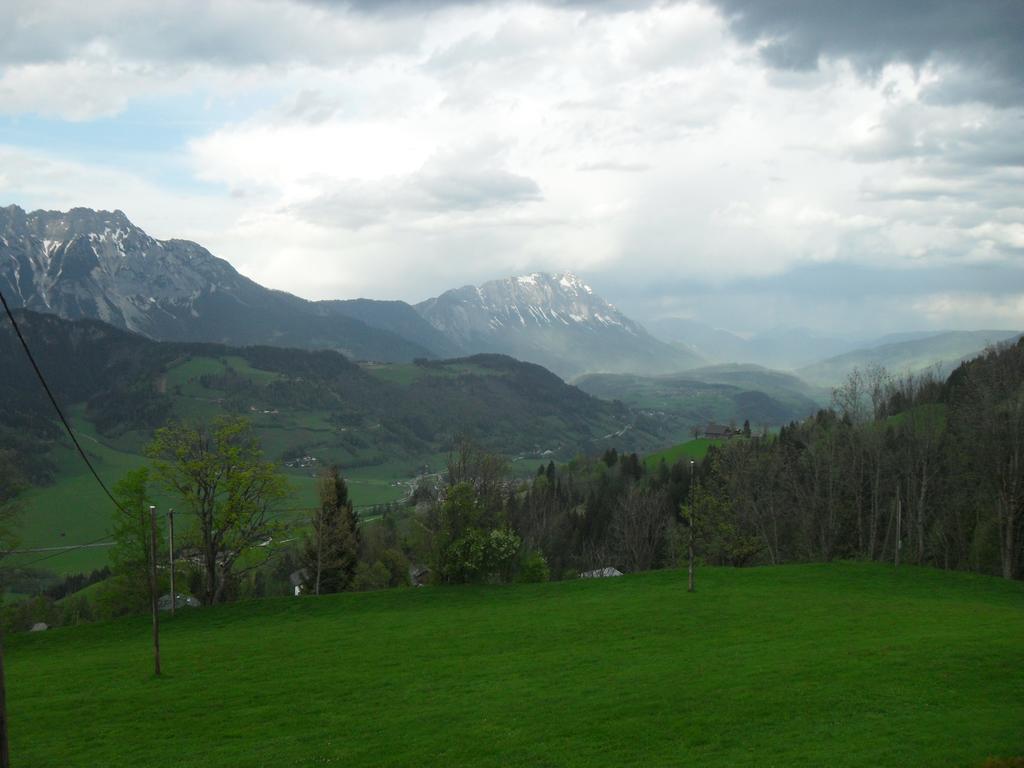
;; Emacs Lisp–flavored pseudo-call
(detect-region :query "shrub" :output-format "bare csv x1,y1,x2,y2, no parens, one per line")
518,552,550,583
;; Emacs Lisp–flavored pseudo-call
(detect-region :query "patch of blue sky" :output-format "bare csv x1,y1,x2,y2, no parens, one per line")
0,90,271,195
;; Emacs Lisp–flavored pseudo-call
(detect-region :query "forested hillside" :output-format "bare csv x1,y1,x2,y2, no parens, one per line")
575,365,821,441
796,330,1021,387
486,338,1024,583
705,338,1024,579
0,310,661,488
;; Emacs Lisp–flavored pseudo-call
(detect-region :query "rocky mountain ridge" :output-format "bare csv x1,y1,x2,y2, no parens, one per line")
415,272,701,379
0,205,431,362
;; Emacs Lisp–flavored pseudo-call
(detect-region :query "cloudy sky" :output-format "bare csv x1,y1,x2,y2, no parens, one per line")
1,0,1022,336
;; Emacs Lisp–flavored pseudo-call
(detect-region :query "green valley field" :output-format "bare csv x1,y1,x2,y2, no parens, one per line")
8,563,1023,767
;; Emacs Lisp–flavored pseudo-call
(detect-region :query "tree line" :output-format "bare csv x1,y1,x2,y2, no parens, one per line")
5,338,1021,630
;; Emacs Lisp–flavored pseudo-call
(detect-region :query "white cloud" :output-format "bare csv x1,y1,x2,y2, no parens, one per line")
1,0,1022,333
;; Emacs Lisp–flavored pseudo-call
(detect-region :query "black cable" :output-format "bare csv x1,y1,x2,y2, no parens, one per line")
1,294,405,566
0,291,131,517
13,534,115,570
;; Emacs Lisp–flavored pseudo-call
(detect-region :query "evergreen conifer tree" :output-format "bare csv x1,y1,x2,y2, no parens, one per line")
302,466,360,594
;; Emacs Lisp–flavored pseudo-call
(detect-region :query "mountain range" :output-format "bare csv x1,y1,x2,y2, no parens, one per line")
416,273,700,379
0,205,434,362
0,206,697,379
3,205,1018,388
646,317,905,370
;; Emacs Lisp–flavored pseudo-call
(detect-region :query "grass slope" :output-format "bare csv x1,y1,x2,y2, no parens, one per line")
8,563,1023,767
10,408,412,575
644,438,723,468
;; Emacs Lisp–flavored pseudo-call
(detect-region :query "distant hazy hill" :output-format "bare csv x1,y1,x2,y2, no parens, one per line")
682,364,829,407
647,317,871,369
645,318,751,363
416,272,701,379
797,330,1022,387
0,205,435,362
576,364,820,442
317,298,463,358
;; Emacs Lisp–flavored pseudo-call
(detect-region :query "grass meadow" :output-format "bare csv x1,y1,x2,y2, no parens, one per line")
7,563,1023,767
643,438,723,469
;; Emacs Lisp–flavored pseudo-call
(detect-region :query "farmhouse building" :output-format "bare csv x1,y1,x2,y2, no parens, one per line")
702,423,737,439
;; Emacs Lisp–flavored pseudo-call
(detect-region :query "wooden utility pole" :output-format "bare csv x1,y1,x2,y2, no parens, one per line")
167,508,175,617
0,636,9,768
148,505,161,676
894,481,902,569
687,522,695,593
687,459,696,593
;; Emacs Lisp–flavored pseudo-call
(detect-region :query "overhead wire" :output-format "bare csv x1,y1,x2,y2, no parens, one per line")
1,294,409,567
13,535,115,570
0,290,131,518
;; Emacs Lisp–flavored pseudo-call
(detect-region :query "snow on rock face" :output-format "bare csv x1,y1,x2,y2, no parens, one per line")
0,205,241,336
416,271,640,342
414,271,697,379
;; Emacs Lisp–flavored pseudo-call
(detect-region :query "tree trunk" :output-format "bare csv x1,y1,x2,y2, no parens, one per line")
1001,493,1017,580
895,482,902,569
916,469,928,565
0,637,9,768
204,525,217,606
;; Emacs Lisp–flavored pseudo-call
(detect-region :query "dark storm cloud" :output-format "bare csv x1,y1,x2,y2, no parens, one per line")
709,0,1024,106
307,0,641,9
0,0,426,68
848,106,1024,170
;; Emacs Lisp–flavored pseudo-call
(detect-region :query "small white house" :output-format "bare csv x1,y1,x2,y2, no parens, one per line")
289,568,311,596
579,567,623,579
30,622,48,632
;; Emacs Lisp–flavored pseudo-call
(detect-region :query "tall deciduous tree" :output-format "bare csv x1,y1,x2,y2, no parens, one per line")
100,467,162,615
147,416,288,605
611,486,669,573
302,466,359,595
951,344,1024,579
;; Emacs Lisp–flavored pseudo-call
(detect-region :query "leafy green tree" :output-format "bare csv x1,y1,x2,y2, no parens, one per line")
432,483,521,584
302,466,360,595
96,467,163,617
680,482,729,592
352,560,391,591
379,548,411,587
486,528,522,583
147,416,289,605
518,551,550,583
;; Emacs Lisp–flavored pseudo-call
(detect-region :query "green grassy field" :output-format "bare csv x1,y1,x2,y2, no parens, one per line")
644,438,723,469
10,415,413,575
7,563,1023,767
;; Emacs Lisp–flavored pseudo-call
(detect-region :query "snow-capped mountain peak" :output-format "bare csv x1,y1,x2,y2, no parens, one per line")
415,271,701,379
417,272,637,340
